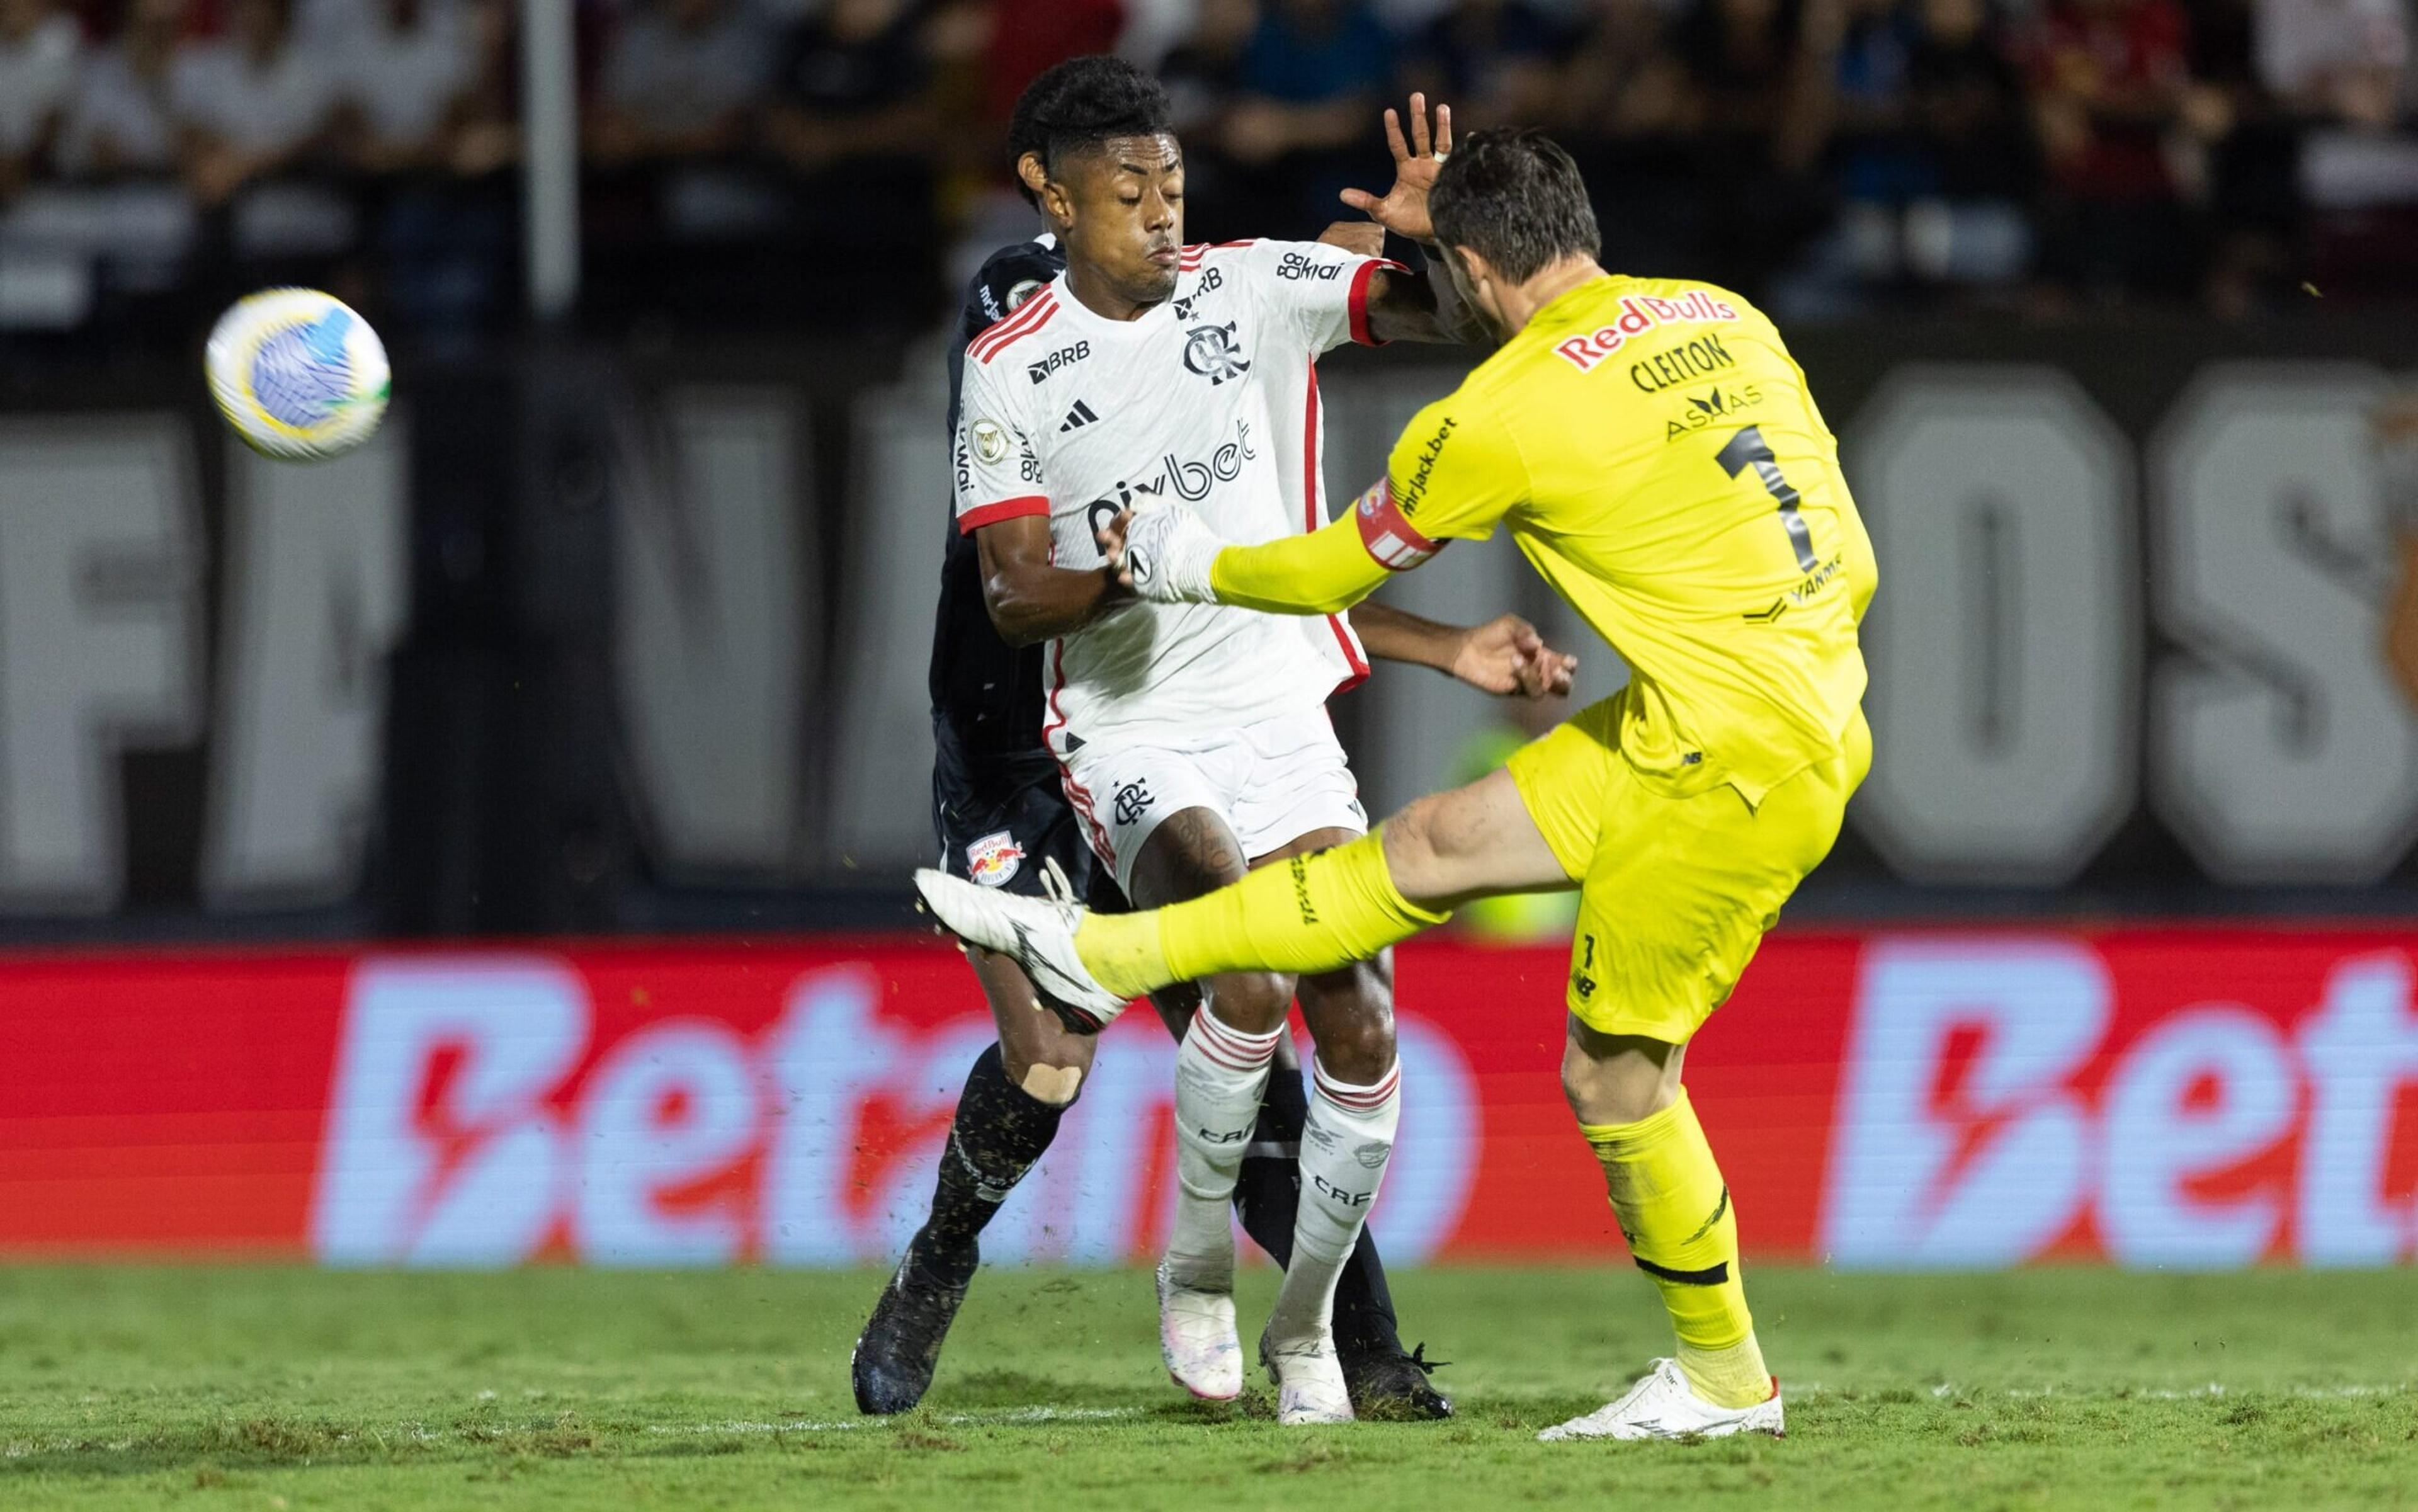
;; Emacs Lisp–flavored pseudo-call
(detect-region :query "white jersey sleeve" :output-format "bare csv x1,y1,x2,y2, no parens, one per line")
1231,238,1405,356
952,350,1048,535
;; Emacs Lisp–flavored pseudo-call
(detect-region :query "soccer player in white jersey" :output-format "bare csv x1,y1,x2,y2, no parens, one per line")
950,60,1544,1424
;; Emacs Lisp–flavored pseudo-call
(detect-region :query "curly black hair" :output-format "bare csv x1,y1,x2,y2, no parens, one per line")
1430,129,1602,285
1006,55,1176,208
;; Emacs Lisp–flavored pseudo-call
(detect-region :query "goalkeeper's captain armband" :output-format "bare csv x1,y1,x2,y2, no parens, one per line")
1354,479,1445,571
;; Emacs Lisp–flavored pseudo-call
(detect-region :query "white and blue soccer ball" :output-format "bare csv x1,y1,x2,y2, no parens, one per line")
205,288,390,462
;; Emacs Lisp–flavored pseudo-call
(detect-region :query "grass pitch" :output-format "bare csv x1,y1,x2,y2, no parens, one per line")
0,1264,2410,1510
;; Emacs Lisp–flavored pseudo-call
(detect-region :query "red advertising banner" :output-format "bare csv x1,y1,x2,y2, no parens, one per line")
0,931,2412,1267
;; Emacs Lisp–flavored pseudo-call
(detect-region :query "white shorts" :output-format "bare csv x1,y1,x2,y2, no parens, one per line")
1058,707,1368,897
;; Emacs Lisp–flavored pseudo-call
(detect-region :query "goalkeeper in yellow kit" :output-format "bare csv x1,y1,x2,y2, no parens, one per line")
916,127,1875,1443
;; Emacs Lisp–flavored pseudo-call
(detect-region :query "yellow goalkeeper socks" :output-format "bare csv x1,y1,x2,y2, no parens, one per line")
1581,1090,1773,1409
1074,829,1448,999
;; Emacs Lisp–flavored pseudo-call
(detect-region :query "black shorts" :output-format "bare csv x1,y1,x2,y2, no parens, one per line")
932,718,1127,912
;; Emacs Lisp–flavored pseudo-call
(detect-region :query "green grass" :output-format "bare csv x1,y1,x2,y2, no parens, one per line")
0,1265,2410,1509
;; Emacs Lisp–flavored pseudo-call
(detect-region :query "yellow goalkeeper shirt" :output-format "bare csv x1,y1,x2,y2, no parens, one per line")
1211,273,1876,805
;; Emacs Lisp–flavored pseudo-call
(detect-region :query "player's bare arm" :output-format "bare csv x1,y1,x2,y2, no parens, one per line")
1315,220,1387,259
973,513,1129,647
1355,264,1460,345
1350,603,1577,698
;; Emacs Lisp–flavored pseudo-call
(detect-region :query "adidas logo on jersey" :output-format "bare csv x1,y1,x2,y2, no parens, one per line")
1060,401,1099,433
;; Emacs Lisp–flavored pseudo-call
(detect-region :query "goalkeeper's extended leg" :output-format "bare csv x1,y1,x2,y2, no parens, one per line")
914,767,1569,1015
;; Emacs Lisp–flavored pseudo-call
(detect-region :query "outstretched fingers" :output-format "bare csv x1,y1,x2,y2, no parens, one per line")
1527,651,1579,699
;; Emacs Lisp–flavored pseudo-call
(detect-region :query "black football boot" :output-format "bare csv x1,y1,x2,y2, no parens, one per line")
850,1241,973,1414
1342,1341,1454,1421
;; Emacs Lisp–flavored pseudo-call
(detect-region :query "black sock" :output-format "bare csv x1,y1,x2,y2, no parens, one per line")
1234,1063,1305,1266
1232,1064,1406,1361
909,1044,1068,1290
1329,1220,1405,1362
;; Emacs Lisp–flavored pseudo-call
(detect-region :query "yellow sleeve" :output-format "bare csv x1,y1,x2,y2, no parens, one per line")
1210,514,1388,615
1383,395,1526,544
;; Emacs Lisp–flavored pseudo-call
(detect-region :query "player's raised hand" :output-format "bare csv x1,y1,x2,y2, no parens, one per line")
1339,94,1453,246
1099,503,1225,605
1452,614,1578,700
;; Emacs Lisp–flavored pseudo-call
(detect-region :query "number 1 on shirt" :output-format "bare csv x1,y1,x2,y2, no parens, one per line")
1715,425,1818,572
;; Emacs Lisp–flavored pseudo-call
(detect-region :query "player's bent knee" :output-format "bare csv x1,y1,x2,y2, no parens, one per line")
999,1015,1099,1096
1562,1068,1672,1127
1316,1013,1397,1084
1204,969,1295,1033
1383,787,1509,903
1560,1027,1684,1126
1018,1062,1085,1106
1300,962,1397,1082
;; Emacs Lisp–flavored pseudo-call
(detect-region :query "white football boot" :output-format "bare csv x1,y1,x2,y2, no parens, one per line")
913,869,1128,1028
1538,1358,1784,1443
1155,1260,1243,1401
1261,1329,1354,1426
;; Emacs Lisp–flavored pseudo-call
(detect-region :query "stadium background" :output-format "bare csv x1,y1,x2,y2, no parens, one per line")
0,0,2415,1276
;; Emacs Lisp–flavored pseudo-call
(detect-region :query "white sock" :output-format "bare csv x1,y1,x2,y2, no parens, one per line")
1165,1011,1283,1292
1267,1055,1400,1346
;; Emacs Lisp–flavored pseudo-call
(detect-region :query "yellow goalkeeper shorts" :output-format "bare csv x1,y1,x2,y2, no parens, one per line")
1505,693,1870,1043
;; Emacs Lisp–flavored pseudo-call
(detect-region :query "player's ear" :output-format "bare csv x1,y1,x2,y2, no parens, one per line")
1018,152,1069,225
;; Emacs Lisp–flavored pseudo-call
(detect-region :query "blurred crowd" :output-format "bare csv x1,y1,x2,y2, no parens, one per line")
1,0,2413,347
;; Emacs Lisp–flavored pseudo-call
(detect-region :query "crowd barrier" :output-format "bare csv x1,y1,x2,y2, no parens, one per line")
1,929,2411,1268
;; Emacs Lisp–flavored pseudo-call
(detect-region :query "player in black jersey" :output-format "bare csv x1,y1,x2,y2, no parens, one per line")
853,57,1573,1421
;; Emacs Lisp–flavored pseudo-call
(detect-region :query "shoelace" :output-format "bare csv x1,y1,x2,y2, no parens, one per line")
1029,855,1106,1033
1406,1342,1451,1374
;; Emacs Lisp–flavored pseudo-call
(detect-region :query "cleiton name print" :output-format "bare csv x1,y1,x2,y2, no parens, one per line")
1630,331,1737,394
1550,290,1739,374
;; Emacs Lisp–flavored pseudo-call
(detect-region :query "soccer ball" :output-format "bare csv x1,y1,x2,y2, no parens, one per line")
205,288,390,462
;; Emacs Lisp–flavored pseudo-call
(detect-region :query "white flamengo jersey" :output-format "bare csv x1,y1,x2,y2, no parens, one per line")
952,239,1393,751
